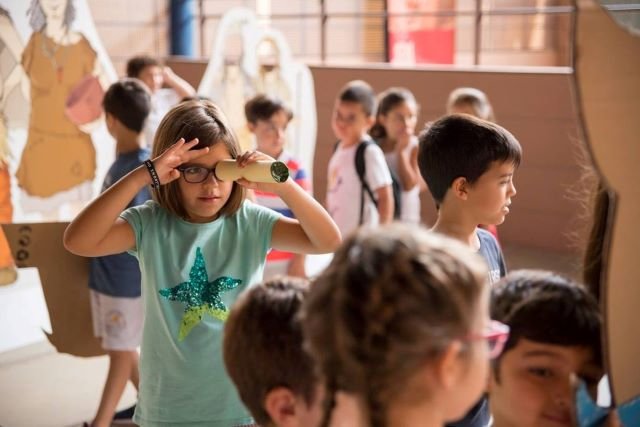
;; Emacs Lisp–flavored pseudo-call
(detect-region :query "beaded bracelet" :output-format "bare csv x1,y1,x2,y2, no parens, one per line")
144,160,161,189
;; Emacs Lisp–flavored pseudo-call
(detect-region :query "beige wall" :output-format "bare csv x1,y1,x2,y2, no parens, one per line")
167,58,586,253
88,0,169,76
88,0,573,77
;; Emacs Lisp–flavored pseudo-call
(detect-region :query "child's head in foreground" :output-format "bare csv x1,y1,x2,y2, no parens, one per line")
244,94,293,159
223,277,321,427
418,114,522,223
102,78,151,136
489,269,603,427
332,80,377,144
447,87,495,122
152,99,245,222
303,224,506,427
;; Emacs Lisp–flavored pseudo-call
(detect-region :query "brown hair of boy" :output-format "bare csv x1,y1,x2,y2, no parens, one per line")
223,277,316,426
490,269,603,381
447,87,495,122
338,80,377,117
244,94,293,125
126,55,159,79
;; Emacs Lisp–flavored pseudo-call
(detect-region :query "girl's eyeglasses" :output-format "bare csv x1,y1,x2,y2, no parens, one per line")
466,320,510,359
177,166,218,184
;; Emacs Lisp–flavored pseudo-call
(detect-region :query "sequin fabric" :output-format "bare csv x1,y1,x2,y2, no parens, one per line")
159,247,241,340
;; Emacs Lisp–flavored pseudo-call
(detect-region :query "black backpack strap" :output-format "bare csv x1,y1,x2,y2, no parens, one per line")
355,140,377,225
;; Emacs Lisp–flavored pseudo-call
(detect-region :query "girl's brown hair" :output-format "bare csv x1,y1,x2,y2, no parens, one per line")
152,100,245,219
302,224,488,427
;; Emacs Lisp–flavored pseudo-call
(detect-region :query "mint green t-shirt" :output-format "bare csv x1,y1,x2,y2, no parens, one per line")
121,200,280,426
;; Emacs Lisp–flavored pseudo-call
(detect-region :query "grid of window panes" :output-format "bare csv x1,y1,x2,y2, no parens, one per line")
91,0,640,70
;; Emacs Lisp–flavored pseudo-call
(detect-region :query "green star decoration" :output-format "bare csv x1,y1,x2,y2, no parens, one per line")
159,247,241,340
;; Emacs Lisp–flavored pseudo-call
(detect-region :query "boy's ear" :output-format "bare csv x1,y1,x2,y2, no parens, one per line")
435,340,464,390
105,112,116,129
264,387,298,427
452,177,469,200
247,121,256,132
365,115,376,130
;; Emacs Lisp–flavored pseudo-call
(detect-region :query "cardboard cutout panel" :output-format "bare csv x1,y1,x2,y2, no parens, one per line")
0,0,116,352
573,0,640,404
2,0,116,222
2,222,104,357
198,7,317,178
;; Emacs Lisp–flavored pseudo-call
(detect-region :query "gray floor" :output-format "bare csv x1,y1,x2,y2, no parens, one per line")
0,245,580,427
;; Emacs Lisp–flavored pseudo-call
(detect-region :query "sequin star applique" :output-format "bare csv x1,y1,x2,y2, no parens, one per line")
159,247,241,340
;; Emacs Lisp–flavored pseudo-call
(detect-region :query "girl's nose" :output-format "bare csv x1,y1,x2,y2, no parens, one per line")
203,170,219,186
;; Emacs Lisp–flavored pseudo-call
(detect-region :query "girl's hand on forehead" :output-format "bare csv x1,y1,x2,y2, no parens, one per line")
151,138,209,185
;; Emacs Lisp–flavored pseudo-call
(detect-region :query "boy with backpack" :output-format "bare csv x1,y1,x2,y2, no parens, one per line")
326,80,394,237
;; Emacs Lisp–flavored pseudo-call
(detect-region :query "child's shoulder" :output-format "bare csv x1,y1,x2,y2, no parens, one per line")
122,199,160,218
476,227,500,248
476,227,504,262
109,149,150,176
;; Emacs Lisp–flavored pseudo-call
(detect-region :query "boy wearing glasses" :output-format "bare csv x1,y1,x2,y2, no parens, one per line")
326,80,394,237
418,114,522,426
489,269,603,427
87,79,152,426
244,94,311,278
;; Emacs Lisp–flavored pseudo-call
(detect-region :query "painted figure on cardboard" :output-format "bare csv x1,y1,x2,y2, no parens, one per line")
198,8,256,151
244,28,317,176
0,6,28,286
18,0,109,220
199,8,317,176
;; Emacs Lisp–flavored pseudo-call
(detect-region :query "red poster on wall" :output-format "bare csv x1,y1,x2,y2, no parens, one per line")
387,0,455,65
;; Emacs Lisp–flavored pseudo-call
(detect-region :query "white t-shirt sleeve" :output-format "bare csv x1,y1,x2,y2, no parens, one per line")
364,143,393,192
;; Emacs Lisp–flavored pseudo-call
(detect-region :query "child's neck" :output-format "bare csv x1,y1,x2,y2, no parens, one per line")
386,400,445,427
432,206,480,250
378,136,397,152
258,146,283,160
116,132,145,155
341,134,368,147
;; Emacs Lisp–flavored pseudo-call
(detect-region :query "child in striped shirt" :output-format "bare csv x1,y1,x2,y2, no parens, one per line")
245,94,311,278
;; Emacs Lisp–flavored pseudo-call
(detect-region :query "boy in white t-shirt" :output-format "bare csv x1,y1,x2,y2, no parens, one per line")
326,80,393,238
126,55,196,147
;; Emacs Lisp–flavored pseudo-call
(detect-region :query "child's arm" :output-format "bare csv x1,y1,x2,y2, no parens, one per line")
237,152,341,255
287,254,307,278
162,66,196,99
64,138,208,257
376,185,394,224
395,138,421,191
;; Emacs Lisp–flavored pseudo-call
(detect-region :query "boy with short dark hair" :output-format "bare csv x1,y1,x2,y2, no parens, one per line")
418,113,522,427
245,94,311,278
223,277,322,427
126,55,196,147
489,269,603,427
87,78,152,426
326,80,394,237
418,114,522,284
